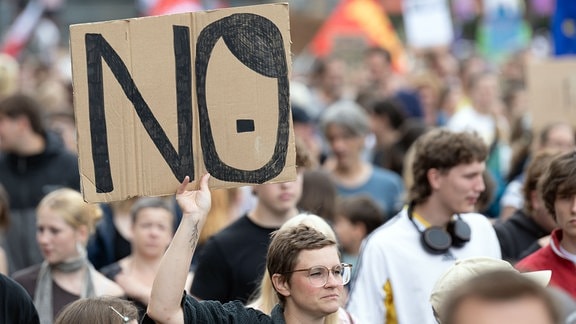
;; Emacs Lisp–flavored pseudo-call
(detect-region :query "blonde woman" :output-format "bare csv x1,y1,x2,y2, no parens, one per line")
247,213,356,324
13,188,123,324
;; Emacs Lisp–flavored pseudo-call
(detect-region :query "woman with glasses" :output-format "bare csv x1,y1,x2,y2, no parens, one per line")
144,174,351,324
247,213,355,324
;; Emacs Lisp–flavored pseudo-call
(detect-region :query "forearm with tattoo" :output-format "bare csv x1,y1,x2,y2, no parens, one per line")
189,219,200,248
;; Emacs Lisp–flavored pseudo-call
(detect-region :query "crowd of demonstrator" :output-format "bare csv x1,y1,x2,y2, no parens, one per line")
0,16,575,324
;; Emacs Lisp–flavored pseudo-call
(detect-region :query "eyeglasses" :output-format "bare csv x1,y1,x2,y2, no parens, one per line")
282,263,352,287
109,306,130,323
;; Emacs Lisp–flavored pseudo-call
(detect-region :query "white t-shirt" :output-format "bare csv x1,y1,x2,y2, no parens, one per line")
347,208,502,324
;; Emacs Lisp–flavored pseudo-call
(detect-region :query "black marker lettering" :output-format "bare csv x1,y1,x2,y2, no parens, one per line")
85,25,193,193
195,13,289,183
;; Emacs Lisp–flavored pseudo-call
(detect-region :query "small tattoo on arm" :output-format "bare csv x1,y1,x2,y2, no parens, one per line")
189,220,200,248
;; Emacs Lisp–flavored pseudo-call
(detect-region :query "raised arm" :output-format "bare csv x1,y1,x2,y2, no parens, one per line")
147,174,211,324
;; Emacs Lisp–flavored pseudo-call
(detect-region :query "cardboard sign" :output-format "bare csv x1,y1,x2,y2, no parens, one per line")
403,0,454,49
70,3,296,203
527,58,576,134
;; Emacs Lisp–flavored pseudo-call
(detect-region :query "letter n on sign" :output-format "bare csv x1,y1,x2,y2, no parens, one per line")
70,3,296,203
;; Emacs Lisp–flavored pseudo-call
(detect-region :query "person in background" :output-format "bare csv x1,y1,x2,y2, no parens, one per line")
447,71,511,218
12,188,123,323
429,257,551,323
516,151,576,299
291,104,323,165
191,188,239,272
367,98,407,175
297,169,338,223
307,57,349,118
439,270,561,324
100,197,177,321
333,195,383,279
144,173,352,324
55,296,138,324
87,198,138,270
247,213,355,324
0,273,39,324
0,94,80,273
320,100,404,219
495,150,560,263
500,122,576,220
190,141,313,304
358,46,423,119
347,129,501,324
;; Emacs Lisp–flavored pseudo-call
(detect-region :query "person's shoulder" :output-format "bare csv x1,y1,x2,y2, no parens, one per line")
365,211,409,242
92,269,124,297
12,263,42,282
460,212,493,227
99,261,122,279
371,166,403,182
0,273,26,292
515,248,548,271
200,215,261,253
446,106,474,127
208,215,250,240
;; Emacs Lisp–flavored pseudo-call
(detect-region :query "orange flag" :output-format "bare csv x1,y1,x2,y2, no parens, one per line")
310,0,406,72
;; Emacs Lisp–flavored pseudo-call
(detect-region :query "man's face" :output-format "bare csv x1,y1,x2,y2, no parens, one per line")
365,53,389,84
451,296,555,324
470,75,498,115
333,214,361,252
325,124,364,169
432,161,486,214
553,193,576,239
131,207,173,258
542,125,575,153
0,114,24,152
253,171,303,216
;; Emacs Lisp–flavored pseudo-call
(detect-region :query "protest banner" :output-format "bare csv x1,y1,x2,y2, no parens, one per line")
527,58,576,134
70,3,296,202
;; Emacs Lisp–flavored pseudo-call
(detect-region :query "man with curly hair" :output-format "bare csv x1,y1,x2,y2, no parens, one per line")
347,129,501,324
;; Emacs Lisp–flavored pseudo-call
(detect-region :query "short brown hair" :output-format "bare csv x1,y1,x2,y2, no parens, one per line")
55,296,138,324
267,224,336,304
336,195,383,233
539,151,576,217
441,270,561,324
295,136,315,170
0,94,46,136
409,129,488,204
298,170,337,222
523,150,560,215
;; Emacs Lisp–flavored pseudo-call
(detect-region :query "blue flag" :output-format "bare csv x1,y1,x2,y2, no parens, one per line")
552,0,576,56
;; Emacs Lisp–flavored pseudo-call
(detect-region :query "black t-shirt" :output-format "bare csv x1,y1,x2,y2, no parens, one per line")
191,215,277,304
0,273,39,324
494,209,548,263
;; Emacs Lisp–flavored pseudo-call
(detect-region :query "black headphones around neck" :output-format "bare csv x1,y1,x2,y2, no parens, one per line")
407,203,471,255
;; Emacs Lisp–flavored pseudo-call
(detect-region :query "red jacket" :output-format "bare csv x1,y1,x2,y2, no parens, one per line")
516,229,576,299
